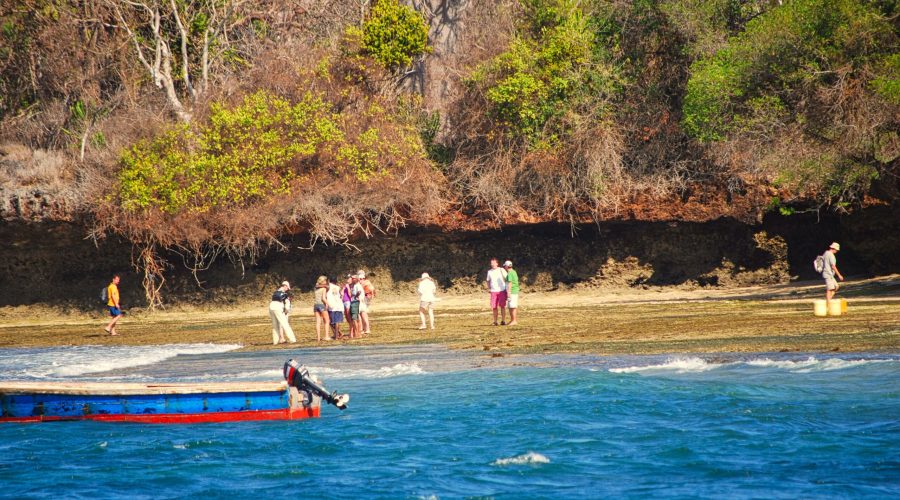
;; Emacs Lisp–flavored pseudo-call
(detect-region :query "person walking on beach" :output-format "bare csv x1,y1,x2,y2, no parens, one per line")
359,270,376,335
327,277,345,340
822,242,845,305
104,274,123,336
313,275,331,341
417,272,437,330
503,260,519,326
269,281,296,345
485,258,508,326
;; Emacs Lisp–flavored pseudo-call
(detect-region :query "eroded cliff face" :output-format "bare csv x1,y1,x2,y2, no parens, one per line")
2,208,894,309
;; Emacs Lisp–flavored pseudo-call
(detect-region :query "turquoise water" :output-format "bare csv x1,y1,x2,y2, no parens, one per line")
1,345,898,498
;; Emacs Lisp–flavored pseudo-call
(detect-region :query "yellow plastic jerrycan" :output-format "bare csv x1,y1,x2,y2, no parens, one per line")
827,299,844,316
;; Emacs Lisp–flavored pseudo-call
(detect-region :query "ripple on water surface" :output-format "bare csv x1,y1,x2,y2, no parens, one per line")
0,345,898,498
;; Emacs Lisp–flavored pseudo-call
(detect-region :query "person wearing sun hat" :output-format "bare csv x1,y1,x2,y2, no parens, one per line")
503,260,519,326
417,272,437,330
268,280,296,345
822,242,844,305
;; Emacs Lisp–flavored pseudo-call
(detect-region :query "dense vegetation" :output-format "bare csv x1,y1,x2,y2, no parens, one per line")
1,0,897,304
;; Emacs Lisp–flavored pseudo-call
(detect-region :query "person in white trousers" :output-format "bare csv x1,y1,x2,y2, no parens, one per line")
417,273,437,330
269,280,296,345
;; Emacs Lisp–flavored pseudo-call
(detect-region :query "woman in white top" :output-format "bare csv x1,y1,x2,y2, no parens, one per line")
417,273,437,330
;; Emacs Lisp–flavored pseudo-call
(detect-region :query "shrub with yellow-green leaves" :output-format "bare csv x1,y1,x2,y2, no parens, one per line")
117,90,428,215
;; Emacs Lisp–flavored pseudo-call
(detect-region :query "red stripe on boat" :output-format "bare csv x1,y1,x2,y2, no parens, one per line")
0,407,319,424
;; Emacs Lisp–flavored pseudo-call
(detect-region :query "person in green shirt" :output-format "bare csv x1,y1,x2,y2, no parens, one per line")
503,260,519,326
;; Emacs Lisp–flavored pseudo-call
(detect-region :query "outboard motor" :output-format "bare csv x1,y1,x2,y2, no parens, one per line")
283,359,349,410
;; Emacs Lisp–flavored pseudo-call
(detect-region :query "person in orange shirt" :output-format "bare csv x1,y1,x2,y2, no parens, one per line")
104,274,123,336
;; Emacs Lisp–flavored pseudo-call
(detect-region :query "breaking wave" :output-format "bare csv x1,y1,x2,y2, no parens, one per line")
610,356,898,375
492,452,550,466
0,344,242,380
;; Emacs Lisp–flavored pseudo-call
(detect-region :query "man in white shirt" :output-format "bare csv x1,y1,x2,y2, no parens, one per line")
417,272,437,330
485,258,508,326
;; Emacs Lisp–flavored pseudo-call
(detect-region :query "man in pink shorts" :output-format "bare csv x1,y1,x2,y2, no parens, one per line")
485,258,508,326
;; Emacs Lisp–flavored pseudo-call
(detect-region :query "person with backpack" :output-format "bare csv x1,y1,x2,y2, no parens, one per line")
269,281,296,345
818,242,845,305
103,274,124,336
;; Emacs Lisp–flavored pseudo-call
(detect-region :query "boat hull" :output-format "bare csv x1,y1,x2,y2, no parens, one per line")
0,381,319,424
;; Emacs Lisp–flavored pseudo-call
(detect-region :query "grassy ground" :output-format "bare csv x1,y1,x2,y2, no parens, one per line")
0,276,897,355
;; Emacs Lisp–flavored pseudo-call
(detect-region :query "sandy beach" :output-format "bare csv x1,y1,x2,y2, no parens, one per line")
1,275,897,355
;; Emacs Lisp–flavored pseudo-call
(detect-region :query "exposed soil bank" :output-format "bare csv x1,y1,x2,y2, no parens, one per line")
0,205,897,309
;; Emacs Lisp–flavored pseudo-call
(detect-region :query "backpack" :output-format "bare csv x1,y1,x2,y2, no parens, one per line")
100,286,108,304
813,254,826,274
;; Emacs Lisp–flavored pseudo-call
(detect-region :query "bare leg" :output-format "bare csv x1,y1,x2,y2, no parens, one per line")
105,314,122,335
500,306,507,325
492,307,499,325
508,308,517,326
419,307,427,329
428,306,435,329
361,311,370,334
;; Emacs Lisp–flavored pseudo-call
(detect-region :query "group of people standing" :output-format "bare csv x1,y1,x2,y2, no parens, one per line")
485,258,519,326
268,271,378,345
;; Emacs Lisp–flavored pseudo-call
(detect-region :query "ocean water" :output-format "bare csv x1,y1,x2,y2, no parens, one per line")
1,344,898,499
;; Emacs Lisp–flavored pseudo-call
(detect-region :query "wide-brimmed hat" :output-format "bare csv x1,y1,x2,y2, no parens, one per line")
420,272,430,279
503,260,513,267
281,280,291,290
829,242,841,251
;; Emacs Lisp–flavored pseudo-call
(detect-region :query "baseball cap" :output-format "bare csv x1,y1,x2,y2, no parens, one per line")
829,242,840,251
421,272,430,279
503,260,513,267
281,280,291,290
358,271,366,279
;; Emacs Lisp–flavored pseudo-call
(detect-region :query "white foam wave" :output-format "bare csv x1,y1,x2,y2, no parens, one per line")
0,344,242,379
492,452,550,466
609,357,722,374
745,357,895,373
609,356,898,376
307,362,426,380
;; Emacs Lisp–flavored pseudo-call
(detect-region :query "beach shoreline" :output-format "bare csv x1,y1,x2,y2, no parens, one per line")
1,275,897,355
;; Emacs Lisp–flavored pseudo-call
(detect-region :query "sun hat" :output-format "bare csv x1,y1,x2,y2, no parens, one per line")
503,260,513,267
830,242,841,251
421,272,430,279
281,280,291,290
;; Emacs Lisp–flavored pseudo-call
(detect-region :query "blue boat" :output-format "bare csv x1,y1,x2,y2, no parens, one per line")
0,359,349,423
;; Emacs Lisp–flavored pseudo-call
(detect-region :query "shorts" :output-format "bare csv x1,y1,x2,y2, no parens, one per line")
507,293,519,309
108,306,122,317
313,304,326,313
349,301,360,320
329,311,344,324
343,301,351,311
419,300,434,310
825,277,838,291
490,291,508,309
359,300,369,313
